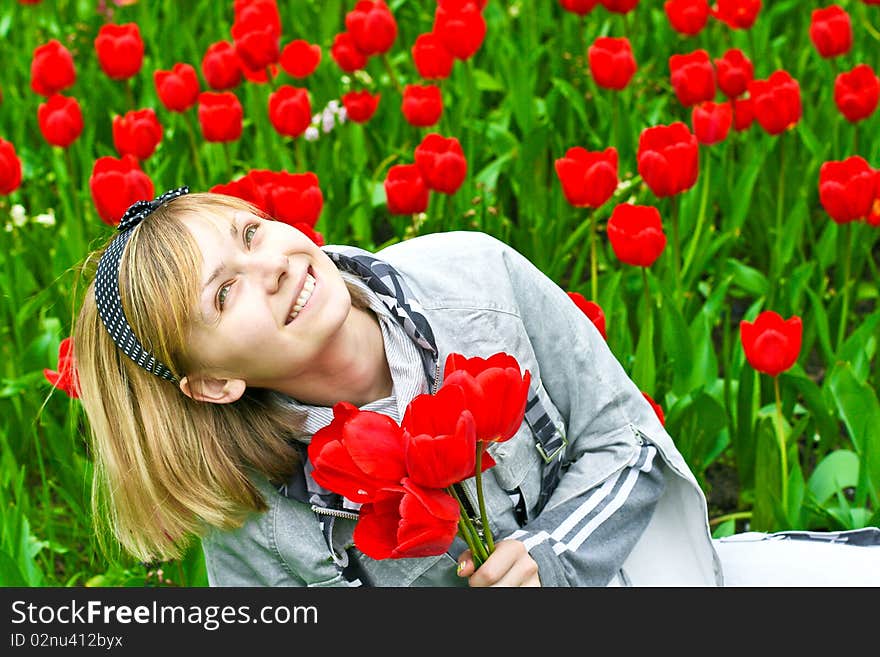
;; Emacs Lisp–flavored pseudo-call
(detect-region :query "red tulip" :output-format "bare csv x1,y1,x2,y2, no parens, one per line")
714,48,753,98
554,146,618,208
30,40,76,97
280,40,321,78
433,0,486,61
211,174,267,213
669,49,716,107
414,133,468,194
384,164,429,215
233,0,281,36
411,32,455,80
637,122,699,197
345,1,398,56
607,203,667,267
664,0,710,35
401,84,443,127
154,63,200,113
691,101,732,145
201,41,243,90
241,62,279,85
599,0,640,12
748,70,801,135
732,96,755,131
342,90,381,123
308,401,408,503
44,337,79,399
94,23,144,80
231,0,281,72
588,37,637,90
441,352,531,444
354,479,460,560
232,25,280,73
112,108,162,160
641,392,665,426
567,292,607,340
330,32,369,72
809,5,852,59
257,170,324,227
37,94,83,148
89,154,154,226
268,86,311,139
834,64,880,123
559,0,600,15
0,139,22,195
739,311,802,377
818,156,876,224
712,0,762,29
402,385,479,489
197,92,243,142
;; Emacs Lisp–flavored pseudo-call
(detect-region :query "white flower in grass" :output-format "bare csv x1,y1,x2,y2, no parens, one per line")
304,126,320,142
11,204,27,227
34,209,56,227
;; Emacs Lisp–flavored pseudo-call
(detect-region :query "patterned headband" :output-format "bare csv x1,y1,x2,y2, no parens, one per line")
94,187,190,383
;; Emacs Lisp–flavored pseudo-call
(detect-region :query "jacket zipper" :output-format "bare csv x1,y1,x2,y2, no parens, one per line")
431,358,441,394
311,504,360,520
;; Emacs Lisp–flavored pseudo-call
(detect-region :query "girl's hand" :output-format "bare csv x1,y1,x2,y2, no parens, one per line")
456,539,541,587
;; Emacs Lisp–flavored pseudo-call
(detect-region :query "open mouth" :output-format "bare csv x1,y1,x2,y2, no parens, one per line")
285,266,316,325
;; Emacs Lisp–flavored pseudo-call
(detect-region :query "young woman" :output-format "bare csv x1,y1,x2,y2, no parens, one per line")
73,189,879,587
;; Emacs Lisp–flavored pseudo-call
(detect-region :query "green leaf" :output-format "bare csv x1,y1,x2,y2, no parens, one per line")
0,550,28,587
807,449,860,505
734,366,759,492
804,287,835,367
752,415,784,531
632,309,655,395
779,370,837,453
724,258,768,298
836,307,880,382
828,363,880,507
665,390,729,476
549,77,588,127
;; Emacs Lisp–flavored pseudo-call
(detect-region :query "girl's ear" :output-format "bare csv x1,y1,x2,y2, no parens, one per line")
179,375,246,404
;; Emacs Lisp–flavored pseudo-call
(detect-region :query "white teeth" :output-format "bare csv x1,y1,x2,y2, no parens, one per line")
287,273,315,324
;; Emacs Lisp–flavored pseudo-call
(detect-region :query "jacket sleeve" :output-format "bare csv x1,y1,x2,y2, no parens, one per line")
492,234,670,586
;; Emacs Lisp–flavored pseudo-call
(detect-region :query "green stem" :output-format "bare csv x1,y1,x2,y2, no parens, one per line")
181,111,207,190
589,208,598,301
771,133,786,307
474,446,495,554
641,266,652,318
836,222,852,352
381,53,403,96
682,147,710,283
449,485,488,565
773,375,789,514
222,142,233,181
125,77,135,111
671,194,681,298
709,511,752,527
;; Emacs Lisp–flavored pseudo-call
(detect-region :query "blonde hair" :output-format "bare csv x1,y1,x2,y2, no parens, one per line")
73,193,325,563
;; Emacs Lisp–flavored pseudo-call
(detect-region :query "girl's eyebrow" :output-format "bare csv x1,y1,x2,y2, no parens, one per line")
200,218,239,294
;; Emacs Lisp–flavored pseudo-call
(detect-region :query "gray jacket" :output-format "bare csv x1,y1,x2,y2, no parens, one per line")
201,231,724,586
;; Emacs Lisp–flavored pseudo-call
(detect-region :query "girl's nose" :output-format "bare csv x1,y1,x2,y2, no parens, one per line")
254,253,288,292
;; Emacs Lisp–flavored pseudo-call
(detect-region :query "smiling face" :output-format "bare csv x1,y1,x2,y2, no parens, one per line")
180,207,352,394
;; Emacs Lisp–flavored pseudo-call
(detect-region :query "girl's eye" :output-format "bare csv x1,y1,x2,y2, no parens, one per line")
244,224,257,247
217,283,231,310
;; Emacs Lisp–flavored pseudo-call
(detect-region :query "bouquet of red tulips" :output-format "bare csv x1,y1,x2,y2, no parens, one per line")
307,352,531,566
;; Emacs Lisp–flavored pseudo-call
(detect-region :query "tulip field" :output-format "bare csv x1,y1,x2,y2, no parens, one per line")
1,0,879,587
